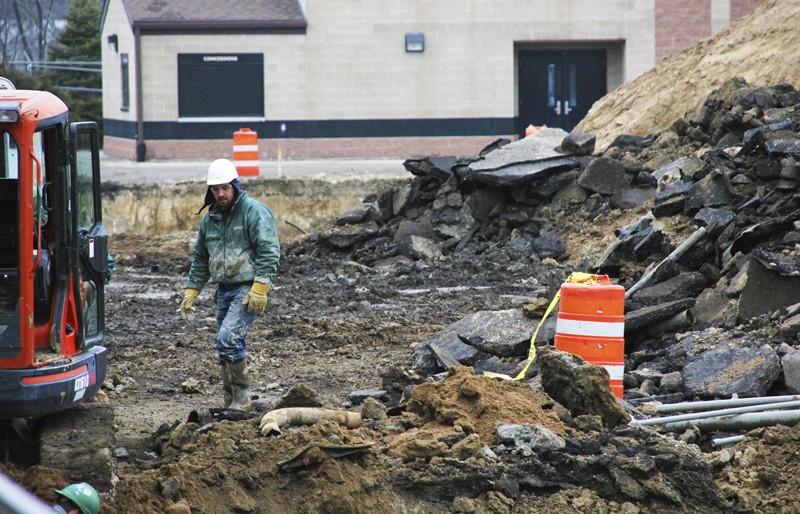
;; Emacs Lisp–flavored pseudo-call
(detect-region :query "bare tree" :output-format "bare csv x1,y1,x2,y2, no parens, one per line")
9,0,60,63
0,1,20,65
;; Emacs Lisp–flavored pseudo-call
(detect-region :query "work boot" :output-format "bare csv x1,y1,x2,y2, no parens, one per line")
221,362,232,408
228,358,251,411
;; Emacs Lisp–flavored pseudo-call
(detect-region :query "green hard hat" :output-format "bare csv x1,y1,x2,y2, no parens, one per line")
55,482,100,514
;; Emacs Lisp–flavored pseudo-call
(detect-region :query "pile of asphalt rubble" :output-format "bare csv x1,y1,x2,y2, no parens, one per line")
290,76,800,411
268,78,800,511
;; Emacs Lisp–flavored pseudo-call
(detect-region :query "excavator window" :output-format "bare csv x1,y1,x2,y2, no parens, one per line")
1,132,18,179
73,130,101,338
0,131,19,352
75,134,96,229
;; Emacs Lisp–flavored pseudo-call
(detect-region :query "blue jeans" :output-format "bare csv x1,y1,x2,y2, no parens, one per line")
214,284,257,363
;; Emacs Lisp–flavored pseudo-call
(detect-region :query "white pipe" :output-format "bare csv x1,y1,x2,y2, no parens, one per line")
712,435,747,447
663,408,800,433
634,400,800,426
655,395,800,413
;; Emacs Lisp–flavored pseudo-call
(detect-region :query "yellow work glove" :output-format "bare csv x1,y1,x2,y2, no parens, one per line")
178,288,201,320
243,281,270,315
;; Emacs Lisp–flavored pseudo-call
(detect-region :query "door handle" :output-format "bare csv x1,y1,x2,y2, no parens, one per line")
554,100,561,115
564,100,573,115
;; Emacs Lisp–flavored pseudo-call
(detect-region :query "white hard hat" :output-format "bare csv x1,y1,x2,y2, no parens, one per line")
207,159,239,185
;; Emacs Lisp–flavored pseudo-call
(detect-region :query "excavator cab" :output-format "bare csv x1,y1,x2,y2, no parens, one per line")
0,79,107,419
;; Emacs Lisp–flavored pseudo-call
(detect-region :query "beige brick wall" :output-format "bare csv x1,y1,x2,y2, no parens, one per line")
137,0,656,122
101,0,136,122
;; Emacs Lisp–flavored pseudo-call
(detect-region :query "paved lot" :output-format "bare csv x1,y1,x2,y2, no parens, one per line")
100,154,409,185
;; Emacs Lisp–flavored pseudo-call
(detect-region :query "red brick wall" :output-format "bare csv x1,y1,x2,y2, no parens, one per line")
103,135,508,160
655,0,712,62
731,0,765,20
103,136,137,160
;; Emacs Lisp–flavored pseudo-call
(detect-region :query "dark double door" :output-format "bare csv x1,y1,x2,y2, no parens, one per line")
517,49,607,135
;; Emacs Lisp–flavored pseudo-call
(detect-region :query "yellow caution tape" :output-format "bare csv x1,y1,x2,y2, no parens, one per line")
484,272,601,381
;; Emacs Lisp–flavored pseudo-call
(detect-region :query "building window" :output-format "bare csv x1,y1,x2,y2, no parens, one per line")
177,53,264,119
120,53,129,112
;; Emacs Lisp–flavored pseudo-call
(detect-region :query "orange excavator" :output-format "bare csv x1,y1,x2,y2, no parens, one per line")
0,76,107,425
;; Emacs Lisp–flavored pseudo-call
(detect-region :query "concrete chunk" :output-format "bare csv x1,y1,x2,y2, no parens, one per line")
737,257,800,319
683,343,780,399
625,299,696,332
577,157,629,195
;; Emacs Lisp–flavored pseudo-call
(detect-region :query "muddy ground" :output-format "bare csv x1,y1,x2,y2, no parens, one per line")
98,217,572,513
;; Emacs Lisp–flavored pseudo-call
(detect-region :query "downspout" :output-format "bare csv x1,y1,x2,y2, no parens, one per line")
134,26,145,162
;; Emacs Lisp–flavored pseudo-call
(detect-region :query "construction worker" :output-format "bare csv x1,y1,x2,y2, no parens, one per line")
52,482,100,514
178,159,280,410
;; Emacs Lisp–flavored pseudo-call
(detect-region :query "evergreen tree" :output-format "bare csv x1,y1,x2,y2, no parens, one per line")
49,0,102,128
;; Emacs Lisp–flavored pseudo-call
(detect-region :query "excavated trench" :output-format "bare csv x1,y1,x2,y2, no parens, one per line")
101,178,404,239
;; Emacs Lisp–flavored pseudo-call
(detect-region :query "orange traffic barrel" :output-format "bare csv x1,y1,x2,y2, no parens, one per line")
524,124,546,138
232,128,260,177
554,275,625,398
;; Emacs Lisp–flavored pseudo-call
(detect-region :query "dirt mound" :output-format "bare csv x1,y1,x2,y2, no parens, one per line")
0,465,66,504
102,368,570,513
108,420,389,514
713,425,800,513
577,0,800,150
405,366,565,443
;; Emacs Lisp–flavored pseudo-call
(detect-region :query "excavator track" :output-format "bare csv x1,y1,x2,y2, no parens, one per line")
38,402,116,490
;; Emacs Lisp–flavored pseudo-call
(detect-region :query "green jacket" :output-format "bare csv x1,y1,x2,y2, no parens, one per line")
186,191,280,290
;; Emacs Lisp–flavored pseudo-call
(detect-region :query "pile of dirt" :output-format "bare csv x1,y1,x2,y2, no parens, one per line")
107,420,392,514
712,424,800,512
577,0,800,150
0,465,67,505
404,366,565,443
97,365,730,513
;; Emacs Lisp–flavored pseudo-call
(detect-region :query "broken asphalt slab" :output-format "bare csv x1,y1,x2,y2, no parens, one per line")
457,128,578,186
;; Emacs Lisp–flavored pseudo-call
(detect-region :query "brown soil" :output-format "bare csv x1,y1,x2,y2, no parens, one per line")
561,205,652,266
406,366,564,443
102,367,570,514
712,425,800,513
577,0,800,150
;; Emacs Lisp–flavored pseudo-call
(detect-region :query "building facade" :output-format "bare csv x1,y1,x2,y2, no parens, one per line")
101,0,765,161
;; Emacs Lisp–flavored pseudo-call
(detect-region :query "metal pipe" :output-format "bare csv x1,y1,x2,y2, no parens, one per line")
645,309,695,336
0,472,54,514
633,399,800,426
712,435,747,447
626,227,707,299
655,395,800,414
134,26,145,162
663,408,800,433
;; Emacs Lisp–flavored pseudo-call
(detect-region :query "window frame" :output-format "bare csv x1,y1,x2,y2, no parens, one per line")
120,53,130,112
177,53,265,120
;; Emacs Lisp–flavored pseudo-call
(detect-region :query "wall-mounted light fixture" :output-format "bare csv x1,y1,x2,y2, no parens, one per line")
405,32,424,53
107,34,118,53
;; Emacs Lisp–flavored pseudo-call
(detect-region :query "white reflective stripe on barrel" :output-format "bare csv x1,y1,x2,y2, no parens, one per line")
233,160,260,167
233,145,259,152
603,364,625,380
556,317,624,338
